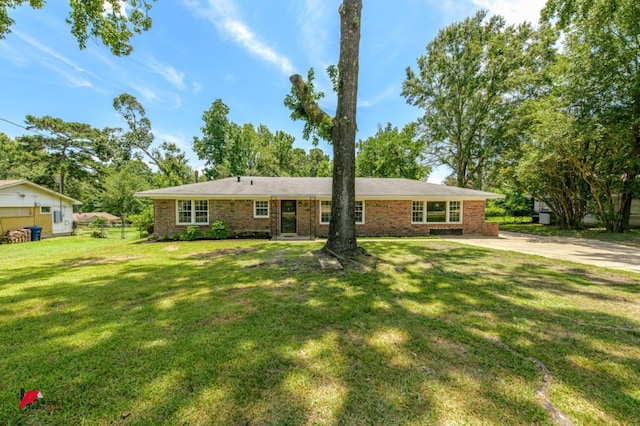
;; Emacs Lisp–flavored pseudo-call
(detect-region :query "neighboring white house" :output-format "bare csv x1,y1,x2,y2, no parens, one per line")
0,180,81,238
533,197,640,227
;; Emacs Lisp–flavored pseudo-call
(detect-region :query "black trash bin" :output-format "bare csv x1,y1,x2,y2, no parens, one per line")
27,226,42,241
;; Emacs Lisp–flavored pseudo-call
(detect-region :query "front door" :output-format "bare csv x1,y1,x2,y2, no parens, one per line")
281,200,297,234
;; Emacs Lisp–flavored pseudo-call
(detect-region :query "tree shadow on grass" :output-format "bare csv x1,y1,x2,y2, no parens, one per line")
0,239,638,424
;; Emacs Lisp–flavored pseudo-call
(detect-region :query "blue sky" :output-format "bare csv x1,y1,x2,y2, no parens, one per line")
0,0,545,183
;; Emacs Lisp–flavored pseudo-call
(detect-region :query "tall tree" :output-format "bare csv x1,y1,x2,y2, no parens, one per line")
0,133,52,184
18,115,109,196
520,54,636,232
575,120,633,232
0,133,11,178
99,161,152,238
307,148,332,177
542,0,640,231
402,10,548,189
113,93,193,186
245,124,280,177
288,147,331,177
356,123,430,180
285,0,363,257
1,0,155,56
113,93,154,162
193,99,234,180
153,142,194,187
193,100,328,178
516,96,591,229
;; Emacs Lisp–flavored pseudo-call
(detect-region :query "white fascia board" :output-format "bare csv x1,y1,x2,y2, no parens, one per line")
136,194,504,201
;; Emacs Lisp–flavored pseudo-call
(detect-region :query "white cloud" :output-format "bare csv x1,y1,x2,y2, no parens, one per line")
9,31,101,89
52,67,94,89
222,19,295,74
430,0,473,23
359,85,397,108
126,86,182,111
89,49,183,108
172,94,182,110
145,56,186,89
130,84,160,103
0,42,28,66
183,0,295,75
154,130,184,144
471,0,546,25
153,129,191,152
14,30,85,72
297,0,332,65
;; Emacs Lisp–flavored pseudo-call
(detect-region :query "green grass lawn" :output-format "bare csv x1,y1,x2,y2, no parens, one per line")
499,222,640,247
1,235,639,425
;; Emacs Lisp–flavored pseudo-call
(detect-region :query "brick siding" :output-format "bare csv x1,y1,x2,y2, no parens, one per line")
153,198,499,238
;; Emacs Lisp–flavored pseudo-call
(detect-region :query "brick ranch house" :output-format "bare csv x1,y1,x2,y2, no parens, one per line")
135,176,504,239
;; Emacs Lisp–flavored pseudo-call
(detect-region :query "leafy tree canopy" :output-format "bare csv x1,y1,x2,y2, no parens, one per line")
284,68,334,144
356,123,430,180
540,0,640,231
402,10,552,190
113,93,194,187
99,161,153,238
0,0,155,56
193,99,330,180
17,115,111,196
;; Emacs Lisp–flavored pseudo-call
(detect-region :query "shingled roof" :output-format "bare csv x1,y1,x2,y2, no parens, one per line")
73,212,121,223
135,177,503,200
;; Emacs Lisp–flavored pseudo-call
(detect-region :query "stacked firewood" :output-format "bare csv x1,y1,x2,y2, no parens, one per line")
4,229,31,243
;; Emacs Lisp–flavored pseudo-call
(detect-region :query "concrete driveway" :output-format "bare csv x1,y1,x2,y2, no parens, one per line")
442,231,640,274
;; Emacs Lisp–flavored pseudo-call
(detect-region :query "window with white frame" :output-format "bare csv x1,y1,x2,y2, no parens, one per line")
40,206,51,214
411,200,462,223
194,200,208,223
412,201,424,223
320,200,332,224
177,200,209,224
355,200,364,224
254,200,269,218
319,200,365,224
449,201,461,222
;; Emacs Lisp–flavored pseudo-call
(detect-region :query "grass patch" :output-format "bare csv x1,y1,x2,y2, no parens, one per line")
73,225,145,240
500,223,640,248
1,235,639,424
487,215,534,224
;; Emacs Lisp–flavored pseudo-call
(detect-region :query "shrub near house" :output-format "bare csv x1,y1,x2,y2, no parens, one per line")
176,220,231,241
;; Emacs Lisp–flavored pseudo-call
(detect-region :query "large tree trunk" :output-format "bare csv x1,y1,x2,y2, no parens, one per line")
620,95,640,231
324,0,362,257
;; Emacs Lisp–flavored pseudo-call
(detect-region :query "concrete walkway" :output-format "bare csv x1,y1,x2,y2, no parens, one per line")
442,231,640,274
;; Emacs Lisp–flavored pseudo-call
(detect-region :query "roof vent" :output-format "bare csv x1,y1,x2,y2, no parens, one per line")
250,180,253,185
237,176,241,182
